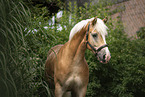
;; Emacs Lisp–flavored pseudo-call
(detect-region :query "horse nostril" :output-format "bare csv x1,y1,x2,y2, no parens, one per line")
103,54,106,60
102,54,106,62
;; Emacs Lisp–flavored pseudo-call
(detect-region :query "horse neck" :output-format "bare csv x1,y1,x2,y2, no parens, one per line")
74,38,87,60
68,23,89,58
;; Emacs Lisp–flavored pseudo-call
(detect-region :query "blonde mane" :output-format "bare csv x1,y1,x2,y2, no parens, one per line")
69,17,108,40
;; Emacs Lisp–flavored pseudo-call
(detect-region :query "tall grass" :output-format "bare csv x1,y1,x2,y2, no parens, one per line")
0,0,49,97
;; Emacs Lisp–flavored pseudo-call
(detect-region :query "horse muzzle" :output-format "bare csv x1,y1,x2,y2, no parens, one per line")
94,46,111,64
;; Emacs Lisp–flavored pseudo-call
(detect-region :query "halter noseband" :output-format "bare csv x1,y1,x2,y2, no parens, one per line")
86,24,108,56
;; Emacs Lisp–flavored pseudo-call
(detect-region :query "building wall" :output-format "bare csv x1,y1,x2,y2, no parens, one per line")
111,0,145,38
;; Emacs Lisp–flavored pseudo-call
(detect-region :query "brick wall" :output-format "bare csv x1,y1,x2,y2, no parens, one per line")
111,0,145,38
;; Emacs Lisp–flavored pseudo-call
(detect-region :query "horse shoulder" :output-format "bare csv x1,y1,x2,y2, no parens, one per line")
45,44,63,82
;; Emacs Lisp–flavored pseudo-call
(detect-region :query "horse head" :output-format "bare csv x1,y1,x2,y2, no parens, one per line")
86,16,111,64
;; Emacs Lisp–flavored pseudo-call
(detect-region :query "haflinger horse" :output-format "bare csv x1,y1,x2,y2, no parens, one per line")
45,16,111,97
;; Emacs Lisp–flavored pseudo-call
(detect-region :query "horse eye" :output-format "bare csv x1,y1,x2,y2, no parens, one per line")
92,34,98,38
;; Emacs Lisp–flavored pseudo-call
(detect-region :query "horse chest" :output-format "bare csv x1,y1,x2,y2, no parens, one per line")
65,73,82,88
65,66,86,88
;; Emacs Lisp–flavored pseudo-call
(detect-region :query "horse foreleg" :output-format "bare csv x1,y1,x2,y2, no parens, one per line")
63,92,71,97
55,82,64,97
72,86,87,97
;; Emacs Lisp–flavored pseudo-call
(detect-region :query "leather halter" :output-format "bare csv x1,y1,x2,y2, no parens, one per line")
86,24,108,56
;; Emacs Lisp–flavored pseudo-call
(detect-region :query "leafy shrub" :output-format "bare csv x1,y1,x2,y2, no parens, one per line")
86,22,145,97
136,27,145,39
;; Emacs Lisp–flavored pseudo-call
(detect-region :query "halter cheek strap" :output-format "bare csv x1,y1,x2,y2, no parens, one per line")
86,24,108,55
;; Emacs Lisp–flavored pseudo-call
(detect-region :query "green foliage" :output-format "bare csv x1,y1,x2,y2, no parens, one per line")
24,0,65,20
1,0,145,97
86,21,145,97
0,0,30,96
0,0,47,97
136,27,145,39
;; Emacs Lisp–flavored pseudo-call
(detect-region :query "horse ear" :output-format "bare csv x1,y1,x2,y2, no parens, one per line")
103,16,108,23
92,16,97,25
